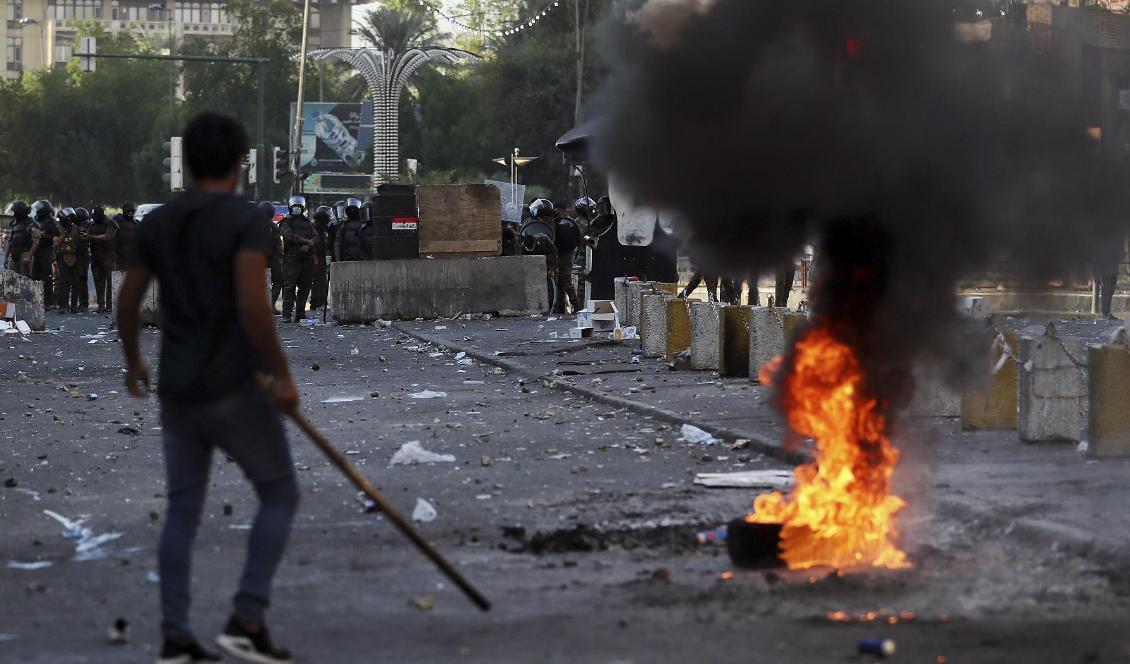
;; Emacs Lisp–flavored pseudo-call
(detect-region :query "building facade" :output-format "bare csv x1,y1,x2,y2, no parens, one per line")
2,0,358,79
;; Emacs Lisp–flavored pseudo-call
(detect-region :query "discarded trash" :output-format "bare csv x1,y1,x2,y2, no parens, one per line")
107,618,129,645
117,426,140,436
463,380,485,385
146,571,160,583
412,498,438,523
377,319,392,327
390,441,456,466
410,390,448,399
614,325,638,341
694,470,795,490
15,320,31,335
455,352,466,360
696,526,728,545
434,325,448,330
87,393,99,401
547,453,572,460
15,487,41,501
350,346,360,356
481,456,493,467
3,478,16,488
7,560,53,570
679,424,719,446
409,595,436,611
858,639,896,657
322,396,365,404
1077,440,1089,455
457,358,474,366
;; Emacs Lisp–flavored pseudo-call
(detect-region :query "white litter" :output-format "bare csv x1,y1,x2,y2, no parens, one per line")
434,325,448,330
390,441,456,466
455,352,466,360
411,498,438,522
693,470,795,490
0,321,10,331
679,424,719,446
410,390,448,399
1077,440,1089,455
457,358,473,366
350,346,360,356
15,320,31,335
547,452,573,460
322,396,365,404
7,560,53,570
43,510,123,561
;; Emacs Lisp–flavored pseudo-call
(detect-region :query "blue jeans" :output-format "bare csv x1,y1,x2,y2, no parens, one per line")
158,389,299,639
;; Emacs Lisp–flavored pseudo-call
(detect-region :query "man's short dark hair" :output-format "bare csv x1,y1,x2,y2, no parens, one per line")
183,112,250,180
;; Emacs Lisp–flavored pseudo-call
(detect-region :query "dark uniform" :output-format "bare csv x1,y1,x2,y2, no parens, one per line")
522,233,559,310
74,208,92,311
87,207,117,313
258,202,284,315
32,208,60,308
54,216,84,313
113,208,140,271
309,208,331,311
333,200,369,262
5,202,34,275
280,213,317,322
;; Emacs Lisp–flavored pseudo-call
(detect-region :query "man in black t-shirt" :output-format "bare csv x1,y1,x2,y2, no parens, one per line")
118,113,298,664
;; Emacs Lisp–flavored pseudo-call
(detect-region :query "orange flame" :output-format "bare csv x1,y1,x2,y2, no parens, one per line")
748,326,909,570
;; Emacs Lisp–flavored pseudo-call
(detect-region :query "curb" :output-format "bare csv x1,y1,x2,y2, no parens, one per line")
393,323,1129,568
392,323,810,466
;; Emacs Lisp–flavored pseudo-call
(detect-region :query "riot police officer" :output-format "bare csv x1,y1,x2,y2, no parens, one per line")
54,208,84,313
280,195,317,323
333,198,369,262
4,201,33,275
31,201,60,307
309,205,332,312
74,207,92,312
258,201,285,315
87,206,116,314
113,202,139,271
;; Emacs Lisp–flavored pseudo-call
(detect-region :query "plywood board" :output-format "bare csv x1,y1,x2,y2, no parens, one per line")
417,184,502,256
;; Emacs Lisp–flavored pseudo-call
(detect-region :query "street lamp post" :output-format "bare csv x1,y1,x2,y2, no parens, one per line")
148,3,176,126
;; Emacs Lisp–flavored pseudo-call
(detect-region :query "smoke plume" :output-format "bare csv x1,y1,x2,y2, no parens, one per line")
592,0,1130,403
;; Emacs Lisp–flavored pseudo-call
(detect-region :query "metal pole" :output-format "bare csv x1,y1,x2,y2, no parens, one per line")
290,0,313,195
257,62,265,200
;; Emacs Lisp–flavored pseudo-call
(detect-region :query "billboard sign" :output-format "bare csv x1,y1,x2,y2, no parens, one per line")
291,101,374,193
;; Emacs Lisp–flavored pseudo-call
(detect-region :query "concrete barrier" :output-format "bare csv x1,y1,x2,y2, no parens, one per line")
631,281,678,332
330,255,547,322
910,368,961,418
664,297,694,362
641,293,672,357
1018,323,1084,443
719,305,752,378
614,278,630,326
749,307,787,381
111,271,161,326
690,301,724,371
961,330,1019,430
1087,332,1130,457
0,269,45,331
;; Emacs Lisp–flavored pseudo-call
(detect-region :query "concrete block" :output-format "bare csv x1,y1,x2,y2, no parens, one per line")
614,278,631,326
623,281,650,327
910,368,961,418
665,297,694,361
330,255,547,322
1088,336,1130,457
641,293,672,357
1018,324,1085,442
749,307,787,382
0,269,45,331
633,281,678,334
111,271,161,326
690,301,724,371
961,330,1019,429
719,305,752,378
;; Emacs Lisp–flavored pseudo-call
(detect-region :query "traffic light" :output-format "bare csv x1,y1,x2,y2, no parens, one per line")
273,146,290,184
162,137,183,191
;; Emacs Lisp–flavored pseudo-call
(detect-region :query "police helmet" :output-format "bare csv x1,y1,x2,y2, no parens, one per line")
61,207,76,220
75,207,90,223
287,196,306,217
333,200,347,221
573,197,597,221
345,198,362,222
257,200,276,221
313,206,332,225
9,200,29,219
529,198,555,220
122,202,136,216
33,200,55,219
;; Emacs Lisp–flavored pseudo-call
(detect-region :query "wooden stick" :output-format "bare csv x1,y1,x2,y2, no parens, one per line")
260,376,492,612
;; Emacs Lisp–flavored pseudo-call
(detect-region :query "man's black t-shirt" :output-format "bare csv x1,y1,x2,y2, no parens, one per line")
133,190,272,403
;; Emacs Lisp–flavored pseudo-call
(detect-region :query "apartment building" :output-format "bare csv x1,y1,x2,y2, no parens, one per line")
2,0,358,79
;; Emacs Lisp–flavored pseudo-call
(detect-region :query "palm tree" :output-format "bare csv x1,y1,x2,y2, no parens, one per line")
352,5,448,54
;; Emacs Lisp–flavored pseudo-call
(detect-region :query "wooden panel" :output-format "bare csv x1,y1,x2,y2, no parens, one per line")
417,184,502,256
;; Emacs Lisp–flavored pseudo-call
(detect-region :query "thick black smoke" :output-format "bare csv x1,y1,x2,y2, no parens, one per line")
592,0,1130,404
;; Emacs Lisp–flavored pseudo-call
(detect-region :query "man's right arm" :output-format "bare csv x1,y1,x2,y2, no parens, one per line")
234,249,298,415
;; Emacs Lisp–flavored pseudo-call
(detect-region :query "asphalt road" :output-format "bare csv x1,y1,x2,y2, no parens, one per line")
2,313,1129,663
